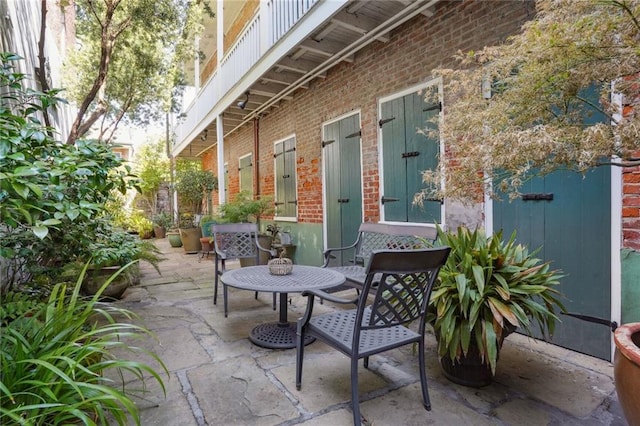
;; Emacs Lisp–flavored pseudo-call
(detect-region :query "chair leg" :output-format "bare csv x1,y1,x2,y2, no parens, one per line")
351,356,362,426
418,337,431,411
254,291,259,300
223,283,229,318
273,293,277,310
364,356,369,369
295,325,305,390
213,262,219,305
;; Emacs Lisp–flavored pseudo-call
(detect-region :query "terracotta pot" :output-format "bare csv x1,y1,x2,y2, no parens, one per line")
613,322,640,426
154,225,166,239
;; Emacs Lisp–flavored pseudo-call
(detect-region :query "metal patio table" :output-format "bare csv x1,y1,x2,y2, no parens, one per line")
221,265,345,349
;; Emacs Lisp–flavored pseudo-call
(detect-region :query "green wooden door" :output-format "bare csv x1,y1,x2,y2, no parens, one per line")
380,90,440,223
493,85,612,359
323,114,362,266
494,168,611,359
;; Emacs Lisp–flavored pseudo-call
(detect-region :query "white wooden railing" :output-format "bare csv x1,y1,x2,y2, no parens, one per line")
174,0,324,149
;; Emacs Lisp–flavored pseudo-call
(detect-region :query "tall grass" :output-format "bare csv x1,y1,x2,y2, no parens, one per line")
0,261,168,425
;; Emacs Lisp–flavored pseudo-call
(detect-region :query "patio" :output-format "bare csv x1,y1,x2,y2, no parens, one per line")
118,239,626,425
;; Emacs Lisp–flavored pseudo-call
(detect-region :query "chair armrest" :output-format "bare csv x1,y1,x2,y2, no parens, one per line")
256,238,277,258
322,240,359,267
301,289,359,305
297,289,359,331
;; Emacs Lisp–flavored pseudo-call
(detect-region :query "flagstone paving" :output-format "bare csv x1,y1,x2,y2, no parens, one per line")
116,239,627,426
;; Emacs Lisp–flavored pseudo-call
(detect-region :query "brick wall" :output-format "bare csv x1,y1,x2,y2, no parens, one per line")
623,162,640,250
214,1,536,224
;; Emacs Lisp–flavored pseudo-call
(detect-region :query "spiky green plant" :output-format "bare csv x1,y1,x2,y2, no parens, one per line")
0,262,168,425
428,226,566,374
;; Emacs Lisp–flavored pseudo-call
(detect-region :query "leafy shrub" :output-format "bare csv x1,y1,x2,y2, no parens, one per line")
0,263,168,424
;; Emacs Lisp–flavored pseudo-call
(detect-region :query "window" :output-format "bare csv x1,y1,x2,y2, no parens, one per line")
274,136,297,219
238,154,253,196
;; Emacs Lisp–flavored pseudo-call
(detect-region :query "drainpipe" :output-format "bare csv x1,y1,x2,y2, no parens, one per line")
253,117,260,197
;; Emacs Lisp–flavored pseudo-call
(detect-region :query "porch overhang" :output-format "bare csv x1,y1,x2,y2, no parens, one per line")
172,0,442,159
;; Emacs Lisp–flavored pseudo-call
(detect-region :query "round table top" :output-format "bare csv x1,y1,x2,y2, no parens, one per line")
221,265,345,293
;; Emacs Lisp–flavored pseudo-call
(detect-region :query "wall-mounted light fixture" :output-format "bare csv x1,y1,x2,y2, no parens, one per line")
200,128,208,141
237,91,250,109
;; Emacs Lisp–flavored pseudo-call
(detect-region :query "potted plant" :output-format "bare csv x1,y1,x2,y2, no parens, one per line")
131,211,155,239
175,169,218,254
152,212,173,239
216,191,275,265
76,224,164,299
428,226,566,387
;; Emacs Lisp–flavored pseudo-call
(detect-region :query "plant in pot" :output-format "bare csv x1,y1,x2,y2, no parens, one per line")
217,191,275,265
152,211,173,239
73,222,164,299
131,210,155,239
175,169,218,254
427,226,566,387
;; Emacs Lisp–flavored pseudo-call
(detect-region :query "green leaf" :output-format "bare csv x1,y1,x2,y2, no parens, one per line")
472,264,485,295
32,225,49,239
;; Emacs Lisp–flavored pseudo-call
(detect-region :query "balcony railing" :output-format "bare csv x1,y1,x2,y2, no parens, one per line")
174,0,322,150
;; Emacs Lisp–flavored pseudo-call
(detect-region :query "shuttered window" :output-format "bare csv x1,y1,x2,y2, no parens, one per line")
379,83,441,224
274,136,297,219
238,154,253,196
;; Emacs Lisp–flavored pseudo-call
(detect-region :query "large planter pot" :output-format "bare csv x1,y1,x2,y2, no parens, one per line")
179,227,202,254
436,325,513,388
613,322,640,426
167,231,182,247
439,342,494,388
81,264,139,300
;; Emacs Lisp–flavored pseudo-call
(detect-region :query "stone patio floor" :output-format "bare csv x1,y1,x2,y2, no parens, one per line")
116,239,628,425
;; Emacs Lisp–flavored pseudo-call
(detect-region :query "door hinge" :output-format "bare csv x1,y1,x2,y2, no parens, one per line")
381,196,400,204
423,102,442,112
401,151,420,158
424,197,444,204
321,139,335,148
345,130,361,139
337,198,350,203
378,117,396,127
521,193,554,201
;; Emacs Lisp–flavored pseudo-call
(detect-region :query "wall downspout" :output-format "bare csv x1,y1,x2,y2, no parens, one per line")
253,117,260,197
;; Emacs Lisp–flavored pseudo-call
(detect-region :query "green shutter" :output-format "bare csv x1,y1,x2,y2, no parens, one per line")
239,155,253,195
381,88,441,223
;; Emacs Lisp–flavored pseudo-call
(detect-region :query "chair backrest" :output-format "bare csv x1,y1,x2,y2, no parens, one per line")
212,223,260,261
357,248,450,330
354,223,438,266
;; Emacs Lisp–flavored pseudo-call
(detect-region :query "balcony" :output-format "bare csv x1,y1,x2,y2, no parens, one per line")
173,0,442,159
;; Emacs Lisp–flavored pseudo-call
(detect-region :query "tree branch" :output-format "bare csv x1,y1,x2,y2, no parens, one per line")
37,0,52,132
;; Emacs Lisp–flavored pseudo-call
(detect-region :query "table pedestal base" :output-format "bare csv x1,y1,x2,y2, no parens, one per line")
249,322,315,349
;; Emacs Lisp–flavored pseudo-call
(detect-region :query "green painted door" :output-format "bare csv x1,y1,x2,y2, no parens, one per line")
493,85,612,359
323,114,362,266
494,168,611,359
380,90,440,223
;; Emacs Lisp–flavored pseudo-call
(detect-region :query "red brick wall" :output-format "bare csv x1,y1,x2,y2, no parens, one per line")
623,160,640,250
213,1,535,224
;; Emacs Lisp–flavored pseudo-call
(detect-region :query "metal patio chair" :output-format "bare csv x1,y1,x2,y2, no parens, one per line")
296,247,451,426
212,223,277,317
